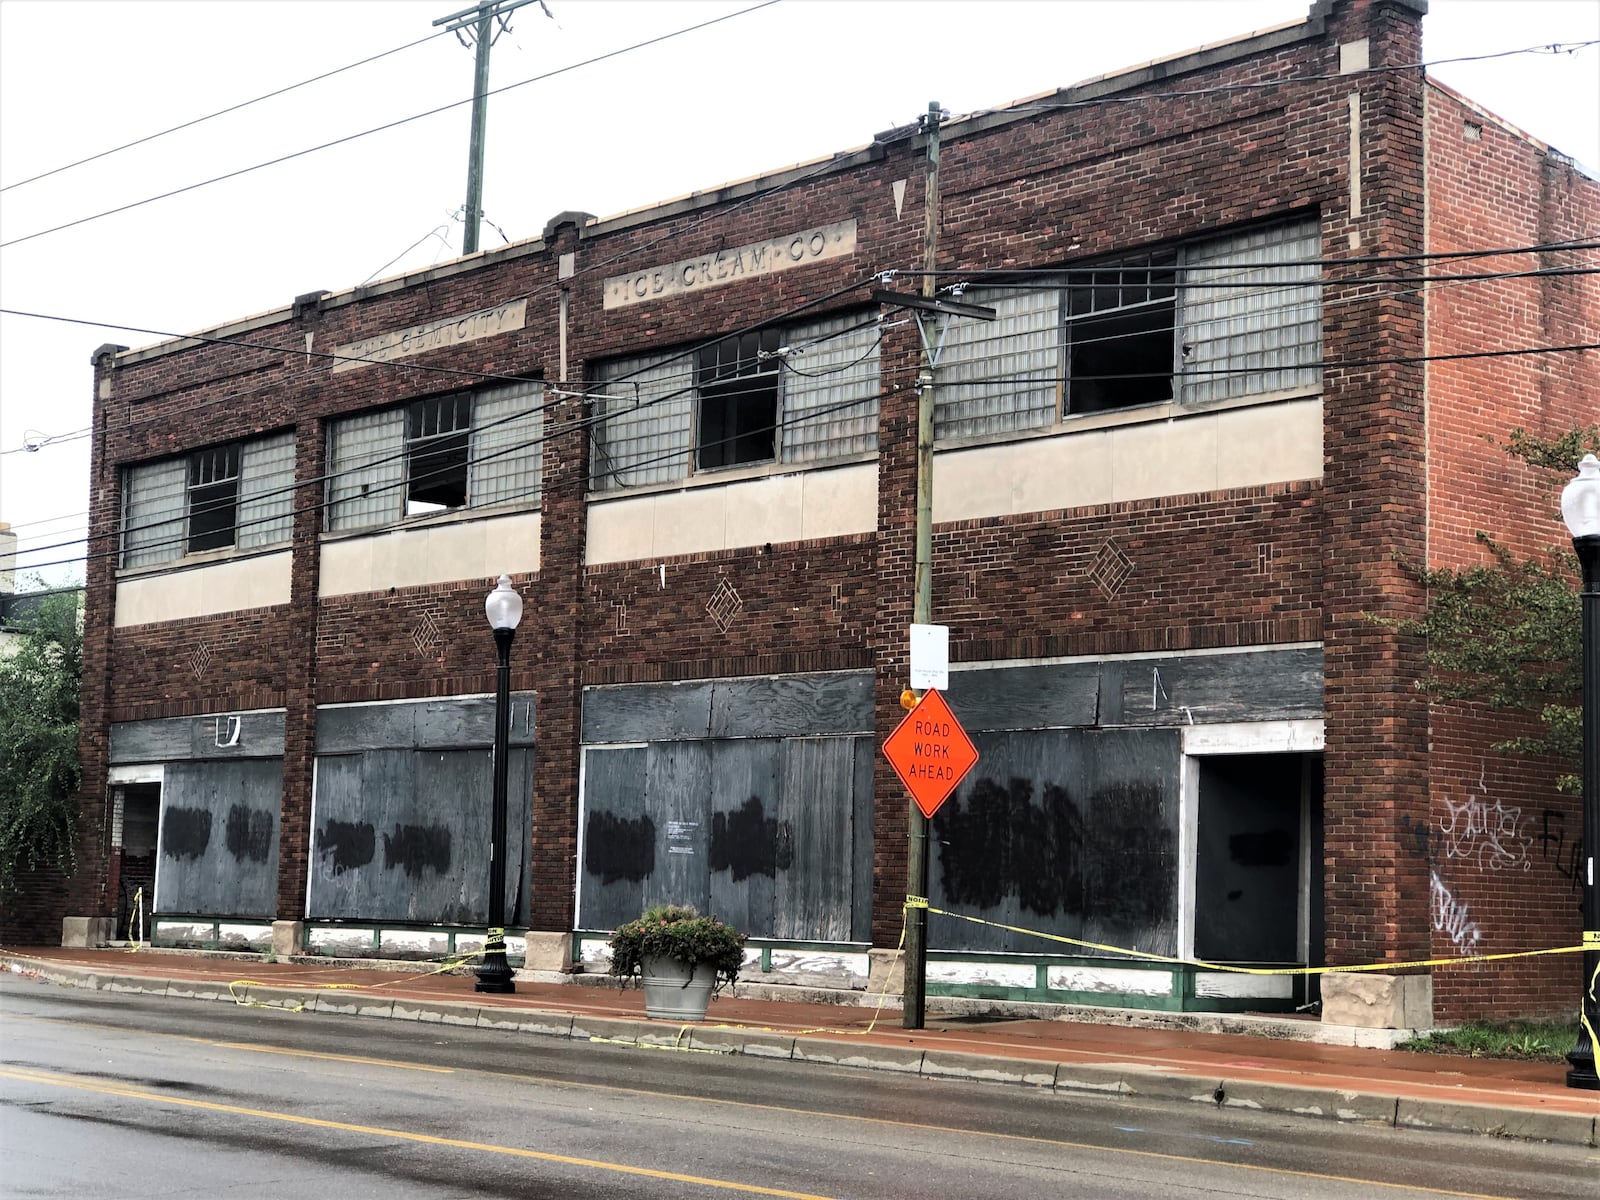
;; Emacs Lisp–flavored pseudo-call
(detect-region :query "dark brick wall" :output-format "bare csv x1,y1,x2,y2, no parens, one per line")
70,0,1595,1021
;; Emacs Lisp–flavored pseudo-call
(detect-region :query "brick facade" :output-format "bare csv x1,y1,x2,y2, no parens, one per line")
48,0,1597,1023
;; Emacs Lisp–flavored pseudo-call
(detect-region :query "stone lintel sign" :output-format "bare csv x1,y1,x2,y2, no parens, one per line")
603,220,858,310
331,298,529,373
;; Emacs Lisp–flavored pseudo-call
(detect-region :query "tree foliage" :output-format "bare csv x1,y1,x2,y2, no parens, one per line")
0,589,82,893
1396,426,1599,792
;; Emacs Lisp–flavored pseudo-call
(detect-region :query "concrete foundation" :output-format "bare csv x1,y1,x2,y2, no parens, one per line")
61,917,113,948
867,949,905,999
1320,972,1433,1030
271,920,305,959
522,931,573,972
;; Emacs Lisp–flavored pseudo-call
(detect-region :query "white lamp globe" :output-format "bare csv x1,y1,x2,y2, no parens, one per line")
1561,453,1600,540
485,574,523,631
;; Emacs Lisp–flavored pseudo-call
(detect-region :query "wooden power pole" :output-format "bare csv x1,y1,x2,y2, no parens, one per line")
433,0,543,255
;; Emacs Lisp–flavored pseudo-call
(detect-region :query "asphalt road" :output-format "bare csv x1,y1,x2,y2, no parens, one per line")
1,976,1595,1200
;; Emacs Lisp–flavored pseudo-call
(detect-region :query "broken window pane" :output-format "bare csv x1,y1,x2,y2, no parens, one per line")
696,329,780,469
406,393,472,514
186,444,241,553
1066,251,1177,414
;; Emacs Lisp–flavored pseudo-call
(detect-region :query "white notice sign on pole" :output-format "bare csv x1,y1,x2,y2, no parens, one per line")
909,623,949,692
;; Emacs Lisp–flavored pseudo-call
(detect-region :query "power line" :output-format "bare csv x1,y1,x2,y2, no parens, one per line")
992,39,1600,119
0,30,453,194
14,334,1597,576
0,1,783,251
4,29,1590,254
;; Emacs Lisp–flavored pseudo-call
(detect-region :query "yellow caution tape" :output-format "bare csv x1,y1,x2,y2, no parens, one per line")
926,906,1585,976
904,895,928,909
1583,930,1599,950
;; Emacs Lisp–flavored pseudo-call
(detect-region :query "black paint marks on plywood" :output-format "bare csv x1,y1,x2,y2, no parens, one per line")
319,819,376,874
162,807,212,861
938,779,1084,916
937,778,1170,923
584,811,655,884
383,824,451,879
710,795,792,881
225,804,272,864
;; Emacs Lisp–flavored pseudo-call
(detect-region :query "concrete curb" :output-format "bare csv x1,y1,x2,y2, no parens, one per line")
5,956,1595,1149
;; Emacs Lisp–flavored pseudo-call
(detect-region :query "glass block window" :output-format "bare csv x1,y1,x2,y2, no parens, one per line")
122,432,296,568
780,313,880,463
590,353,696,491
932,217,1322,439
935,287,1059,441
121,458,187,568
325,379,544,532
1178,220,1322,405
237,433,296,549
469,379,545,509
326,409,404,532
590,308,881,492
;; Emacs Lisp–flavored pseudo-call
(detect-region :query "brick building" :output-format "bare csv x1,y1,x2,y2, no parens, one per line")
53,0,1596,1028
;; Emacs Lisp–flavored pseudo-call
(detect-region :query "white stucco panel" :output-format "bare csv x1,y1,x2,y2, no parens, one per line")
115,551,292,627
319,512,541,598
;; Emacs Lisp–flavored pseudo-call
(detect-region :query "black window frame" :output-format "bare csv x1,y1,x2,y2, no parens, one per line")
695,328,781,470
405,392,473,514
185,443,242,553
1064,249,1178,414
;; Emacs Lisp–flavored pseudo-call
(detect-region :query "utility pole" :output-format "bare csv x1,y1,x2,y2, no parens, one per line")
433,0,543,256
903,101,942,1031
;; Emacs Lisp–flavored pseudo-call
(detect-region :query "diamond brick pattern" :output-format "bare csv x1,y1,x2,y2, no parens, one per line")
1088,539,1132,599
188,642,213,681
706,579,743,633
411,610,442,658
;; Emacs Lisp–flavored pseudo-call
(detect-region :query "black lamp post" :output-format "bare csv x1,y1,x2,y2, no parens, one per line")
1561,453,1599,1090
476,573,521,994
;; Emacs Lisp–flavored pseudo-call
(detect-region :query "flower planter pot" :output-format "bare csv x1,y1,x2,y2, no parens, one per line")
640,955,716,1021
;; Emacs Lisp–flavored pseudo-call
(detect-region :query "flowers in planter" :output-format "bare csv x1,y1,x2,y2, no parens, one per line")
607,904,748,990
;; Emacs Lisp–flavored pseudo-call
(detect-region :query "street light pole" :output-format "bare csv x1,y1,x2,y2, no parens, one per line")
476,573,522,994
1560,453,1600,1090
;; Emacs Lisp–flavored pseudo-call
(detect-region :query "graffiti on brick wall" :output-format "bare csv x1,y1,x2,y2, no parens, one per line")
1437,794,1532,872
1535,809,1584,894
1429,869,1482,955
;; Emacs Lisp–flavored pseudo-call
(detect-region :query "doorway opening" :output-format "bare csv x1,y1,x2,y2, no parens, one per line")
114,783,160,940
1193,753,1323,1008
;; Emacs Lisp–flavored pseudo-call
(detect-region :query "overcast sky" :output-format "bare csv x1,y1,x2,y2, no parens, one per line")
1,0,1596,589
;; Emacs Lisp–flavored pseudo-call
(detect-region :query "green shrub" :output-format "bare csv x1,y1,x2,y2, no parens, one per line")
607,904,747,989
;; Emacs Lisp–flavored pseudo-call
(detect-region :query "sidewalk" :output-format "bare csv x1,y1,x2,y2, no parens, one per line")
3,945,1596,1148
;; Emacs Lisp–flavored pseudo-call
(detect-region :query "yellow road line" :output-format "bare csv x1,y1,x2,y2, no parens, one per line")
209,1042,456,1073
0,1066,835,1200
0,1011,1553,1198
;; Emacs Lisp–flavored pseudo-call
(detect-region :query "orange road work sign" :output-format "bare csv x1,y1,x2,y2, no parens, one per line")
883,689,979,820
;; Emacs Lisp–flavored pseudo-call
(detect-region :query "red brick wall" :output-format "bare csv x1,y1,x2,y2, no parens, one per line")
1422,82,1600,1020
